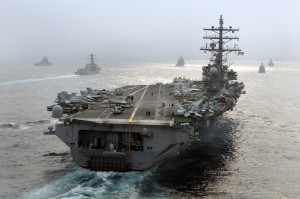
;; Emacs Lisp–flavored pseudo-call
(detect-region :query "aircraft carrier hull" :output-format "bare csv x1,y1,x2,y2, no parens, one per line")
53,84,199,171
47,16,245,172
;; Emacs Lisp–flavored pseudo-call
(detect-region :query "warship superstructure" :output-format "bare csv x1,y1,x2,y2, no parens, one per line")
268,59,274,66
175,56,185,66
46,16,245,171
259,62,265,73
34,56,52,66
75,53,101,75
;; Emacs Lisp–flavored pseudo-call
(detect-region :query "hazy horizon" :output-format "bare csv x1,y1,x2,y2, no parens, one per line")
1,0,300,65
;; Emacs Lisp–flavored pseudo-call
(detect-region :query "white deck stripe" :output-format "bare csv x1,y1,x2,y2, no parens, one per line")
155,84,162,120
97,107,109,119
129,85,147,96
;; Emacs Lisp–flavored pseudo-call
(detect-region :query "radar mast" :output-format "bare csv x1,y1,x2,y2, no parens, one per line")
89,53,96,65
200,15,242,92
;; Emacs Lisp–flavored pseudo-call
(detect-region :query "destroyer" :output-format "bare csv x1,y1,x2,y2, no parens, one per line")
268,59,274,66
34,56,52,66
75,53,101,75
259,62,265,73
175,55,185,67
46,16,245,171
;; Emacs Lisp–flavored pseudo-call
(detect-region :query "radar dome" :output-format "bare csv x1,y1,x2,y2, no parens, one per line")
52,105,63,118
210,67,218,76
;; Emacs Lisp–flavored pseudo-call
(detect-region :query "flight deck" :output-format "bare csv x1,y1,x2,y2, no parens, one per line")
72,84,178,126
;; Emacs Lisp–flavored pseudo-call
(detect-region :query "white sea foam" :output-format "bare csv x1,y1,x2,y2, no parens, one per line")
0,75,78,86
24,169,164,199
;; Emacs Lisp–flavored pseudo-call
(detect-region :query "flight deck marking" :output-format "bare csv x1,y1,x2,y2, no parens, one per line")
97,85,147,121
105,112,112,120
155,84,162,120
97,107,109,119
129,85,149,123
162,84,167,120
125,85,143,95
129,85,147,96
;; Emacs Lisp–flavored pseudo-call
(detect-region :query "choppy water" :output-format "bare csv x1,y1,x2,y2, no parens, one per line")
0,61,299,198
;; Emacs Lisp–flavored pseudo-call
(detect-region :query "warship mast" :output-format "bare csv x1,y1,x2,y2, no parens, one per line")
89,53,95,65
200,15,242,92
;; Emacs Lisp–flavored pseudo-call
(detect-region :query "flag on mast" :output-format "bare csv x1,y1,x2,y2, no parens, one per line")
238,51,244,56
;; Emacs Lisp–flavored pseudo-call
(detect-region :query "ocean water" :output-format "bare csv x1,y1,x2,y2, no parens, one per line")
0,61,299,199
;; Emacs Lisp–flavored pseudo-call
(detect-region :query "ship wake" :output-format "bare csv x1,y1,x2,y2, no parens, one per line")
0,120,52,130
152,117,238,197
25,168,171,199
25,117,237,199
0,75,77,86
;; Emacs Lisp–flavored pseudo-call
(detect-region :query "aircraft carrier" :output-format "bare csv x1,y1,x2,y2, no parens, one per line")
46,15,245,171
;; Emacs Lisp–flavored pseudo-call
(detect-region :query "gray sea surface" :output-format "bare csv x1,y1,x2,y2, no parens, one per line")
0,61,299,198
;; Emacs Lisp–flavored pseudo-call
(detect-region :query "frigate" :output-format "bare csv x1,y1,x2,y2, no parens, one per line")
268,59,274,66
46,15,245,171
175,56,185,67
75,53,101,75
34,56,52,66
259,62,265,73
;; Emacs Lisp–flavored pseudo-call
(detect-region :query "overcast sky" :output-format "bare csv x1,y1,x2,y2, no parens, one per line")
0,0,299,65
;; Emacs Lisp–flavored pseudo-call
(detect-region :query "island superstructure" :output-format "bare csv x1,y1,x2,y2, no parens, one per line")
46,16,245,171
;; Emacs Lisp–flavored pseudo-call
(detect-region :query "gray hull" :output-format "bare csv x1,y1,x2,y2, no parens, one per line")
75,68,100,75
53,84,198,171
55,115,192,171
47,16,245,172
51,82,244,171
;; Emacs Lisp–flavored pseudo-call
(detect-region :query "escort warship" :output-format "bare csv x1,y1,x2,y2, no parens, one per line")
268,59,274,66
46,16,245,171
175,55,185,67
34,56,52,66
75,53,101,75
259,62,266,73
